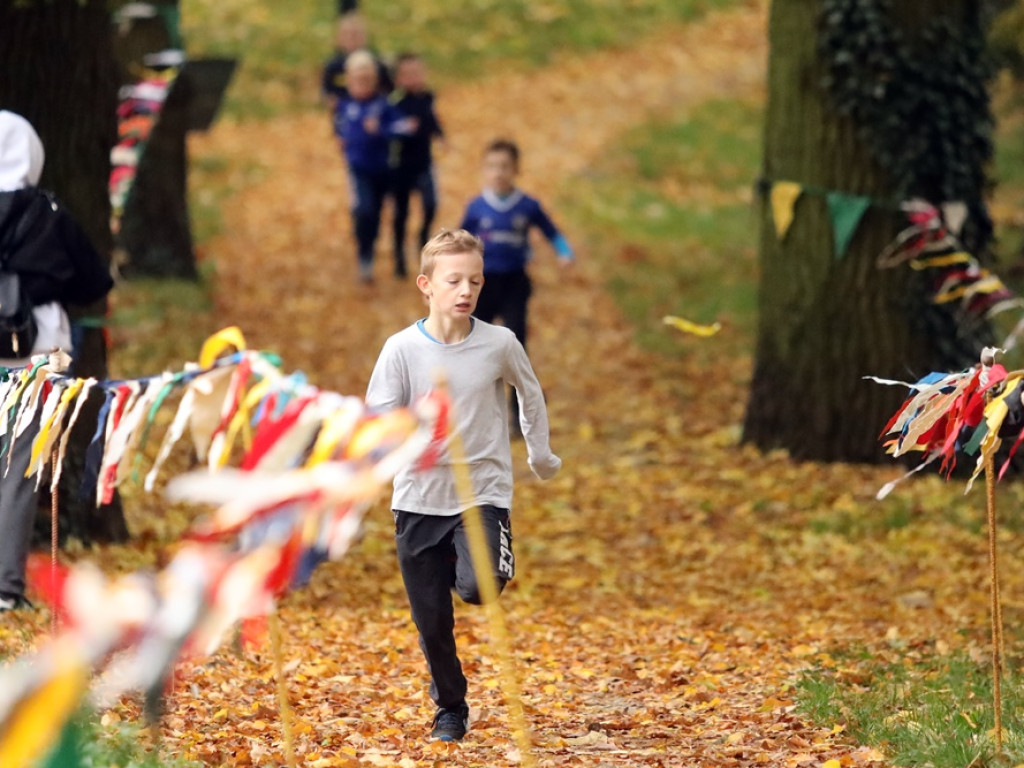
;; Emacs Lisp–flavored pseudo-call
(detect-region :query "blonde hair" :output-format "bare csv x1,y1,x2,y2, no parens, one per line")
420,229,484,277
345,49,377,76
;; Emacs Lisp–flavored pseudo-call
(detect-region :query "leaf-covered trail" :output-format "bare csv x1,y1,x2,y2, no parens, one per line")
161,3,1014,766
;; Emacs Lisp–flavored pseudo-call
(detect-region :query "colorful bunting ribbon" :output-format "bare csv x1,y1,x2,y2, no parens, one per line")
0,327,451,768
873,349,1024,497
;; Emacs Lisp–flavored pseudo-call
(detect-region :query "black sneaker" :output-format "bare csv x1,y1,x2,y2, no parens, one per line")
430,704,469,742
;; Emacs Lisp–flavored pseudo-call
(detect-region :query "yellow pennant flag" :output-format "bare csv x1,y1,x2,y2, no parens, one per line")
770,181,802,239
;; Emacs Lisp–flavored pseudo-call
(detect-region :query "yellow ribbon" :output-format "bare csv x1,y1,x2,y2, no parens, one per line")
198,326,247,369
29,379,84,474
306,403,364,467
909,251,971,270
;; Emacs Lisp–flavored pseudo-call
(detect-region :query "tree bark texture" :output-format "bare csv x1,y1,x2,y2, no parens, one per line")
0,0,128,541
743,0,984,463
114,2,198,279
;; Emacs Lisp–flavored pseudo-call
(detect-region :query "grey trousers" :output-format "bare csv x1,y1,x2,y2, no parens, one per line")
0,412,41,599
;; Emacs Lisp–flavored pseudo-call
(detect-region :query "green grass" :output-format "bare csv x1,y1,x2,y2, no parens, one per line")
563,98,762,358
180,0,739,119
39,713,203,768
187,153,267,246
107,277,220,379
992,100,1024,284
797,651,1024,767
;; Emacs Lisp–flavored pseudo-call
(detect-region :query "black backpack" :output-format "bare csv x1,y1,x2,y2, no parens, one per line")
0,199,41,358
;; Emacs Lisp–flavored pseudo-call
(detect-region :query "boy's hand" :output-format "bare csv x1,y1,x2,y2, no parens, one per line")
528,453,562,481
364,116,380,134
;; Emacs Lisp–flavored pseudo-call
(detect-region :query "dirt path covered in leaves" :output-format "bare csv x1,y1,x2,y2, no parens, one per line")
151,3,1023,766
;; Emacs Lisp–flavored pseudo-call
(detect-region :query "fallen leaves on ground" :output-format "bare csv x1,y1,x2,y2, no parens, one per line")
5,3,1022,766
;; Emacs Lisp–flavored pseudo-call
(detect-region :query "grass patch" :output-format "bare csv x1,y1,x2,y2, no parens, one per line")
564,98,762,358
993,89,1024,286
180,0,740,119
807,496,918,538
796,650,1024,767
107,276,219,379
37,712,203,768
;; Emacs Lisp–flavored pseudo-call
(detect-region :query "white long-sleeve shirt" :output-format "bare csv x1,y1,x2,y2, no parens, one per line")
366,318,561,515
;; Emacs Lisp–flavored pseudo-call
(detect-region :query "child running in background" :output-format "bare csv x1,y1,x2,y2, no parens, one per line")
459,138,574,431
388,52,445,279
365,228,561,742
333,50,412,283
321,10,392,110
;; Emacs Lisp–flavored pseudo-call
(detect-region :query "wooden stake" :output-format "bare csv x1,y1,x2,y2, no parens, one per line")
441,379,537,767
269,610,298,768
50,447,59,635
985,451,1004,754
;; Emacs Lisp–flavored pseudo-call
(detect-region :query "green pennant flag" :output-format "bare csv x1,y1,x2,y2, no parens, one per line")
826,191,871,259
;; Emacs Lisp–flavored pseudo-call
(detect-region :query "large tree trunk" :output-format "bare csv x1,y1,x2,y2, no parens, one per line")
0,0,128,542
742,0,992,463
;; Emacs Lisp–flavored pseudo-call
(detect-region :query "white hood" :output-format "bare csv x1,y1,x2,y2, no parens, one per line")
0,111,45,191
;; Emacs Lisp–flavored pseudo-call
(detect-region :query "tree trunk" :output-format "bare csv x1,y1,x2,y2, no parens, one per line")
113,0,199,279
0,0,128,541
742,0,991,463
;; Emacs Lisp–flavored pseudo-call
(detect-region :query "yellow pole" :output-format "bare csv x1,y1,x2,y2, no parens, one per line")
50,448,59,636
979,349,1004,755
441,379,537,767
269,609,298,768
985,451,1004,754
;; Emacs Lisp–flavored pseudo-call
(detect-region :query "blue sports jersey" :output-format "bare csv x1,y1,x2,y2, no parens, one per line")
460,190,566,274
333,95,410,174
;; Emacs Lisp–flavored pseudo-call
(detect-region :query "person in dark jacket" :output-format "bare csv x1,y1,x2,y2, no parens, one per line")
321,11,392,110
388,52,445,279
0,110,113,611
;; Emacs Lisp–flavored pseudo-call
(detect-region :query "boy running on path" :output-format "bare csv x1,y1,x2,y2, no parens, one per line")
365,228,561,742
459,139,574,430
388,52,445,279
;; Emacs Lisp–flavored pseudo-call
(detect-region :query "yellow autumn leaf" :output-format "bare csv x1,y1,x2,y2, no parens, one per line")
662,315,722,337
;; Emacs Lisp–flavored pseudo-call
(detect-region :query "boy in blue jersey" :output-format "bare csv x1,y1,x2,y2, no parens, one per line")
366,228,561,742
333,50,412,283
388,53,445,279
459,139,574,430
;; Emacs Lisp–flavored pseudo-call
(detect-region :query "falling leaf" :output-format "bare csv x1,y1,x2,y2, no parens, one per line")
662,315,722,337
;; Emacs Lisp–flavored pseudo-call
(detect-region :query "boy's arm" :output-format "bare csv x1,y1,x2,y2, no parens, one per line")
531,200,574,263
56,202,113,305
365,339,410,411
503,334,561,480
459,202,477,233
383,102,418,138
427,93,444,138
